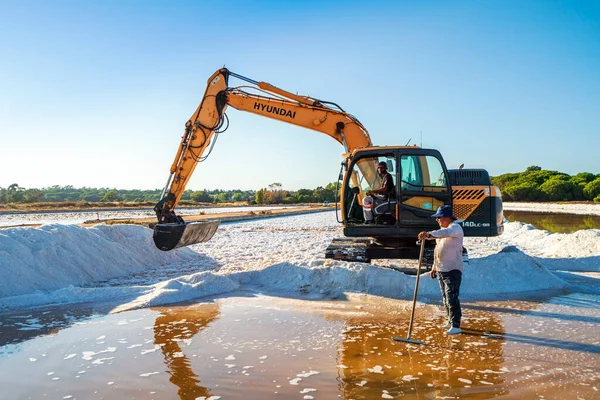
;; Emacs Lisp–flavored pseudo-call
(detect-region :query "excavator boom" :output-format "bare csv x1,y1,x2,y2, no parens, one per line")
153,68,372,251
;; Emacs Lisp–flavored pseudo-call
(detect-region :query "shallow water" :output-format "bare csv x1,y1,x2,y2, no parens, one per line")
1,291,598,399
504,210,600,233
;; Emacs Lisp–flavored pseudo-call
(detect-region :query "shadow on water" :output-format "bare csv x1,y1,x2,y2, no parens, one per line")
504,210,600,233
462,328,600,355
0,303,110,349
464,302,600,324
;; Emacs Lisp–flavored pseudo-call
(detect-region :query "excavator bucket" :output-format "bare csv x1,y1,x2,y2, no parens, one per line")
153,221,219,251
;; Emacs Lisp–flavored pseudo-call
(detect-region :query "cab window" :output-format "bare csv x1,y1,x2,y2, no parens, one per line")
349,156,396,194
400,155,447,190
399,155,448,211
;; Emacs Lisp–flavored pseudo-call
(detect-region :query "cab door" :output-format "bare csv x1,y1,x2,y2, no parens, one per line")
396,149,451,230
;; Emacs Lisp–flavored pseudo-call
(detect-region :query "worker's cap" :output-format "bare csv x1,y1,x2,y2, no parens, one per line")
431,205,457,220
377,161,387,168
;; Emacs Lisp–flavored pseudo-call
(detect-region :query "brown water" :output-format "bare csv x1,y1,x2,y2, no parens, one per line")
0,292,598,399
503,210,600,233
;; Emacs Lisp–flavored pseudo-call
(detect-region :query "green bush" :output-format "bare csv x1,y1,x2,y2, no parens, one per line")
100,189,120,202
539,177,575,201
491,173,520,189
584,178,600,200
491,168,599,202
521,170,567,186
503,182,541,201
571,172,596,185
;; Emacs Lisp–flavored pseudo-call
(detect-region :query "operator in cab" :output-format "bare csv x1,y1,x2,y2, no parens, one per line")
363,161,395,224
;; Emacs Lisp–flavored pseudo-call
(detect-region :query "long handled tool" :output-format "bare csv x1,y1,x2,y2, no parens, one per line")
392,239,426,345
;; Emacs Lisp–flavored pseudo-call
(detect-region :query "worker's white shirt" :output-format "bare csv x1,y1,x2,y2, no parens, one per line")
430,222,464,272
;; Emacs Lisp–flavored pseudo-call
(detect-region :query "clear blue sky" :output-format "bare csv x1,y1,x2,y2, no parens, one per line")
1,0,598,191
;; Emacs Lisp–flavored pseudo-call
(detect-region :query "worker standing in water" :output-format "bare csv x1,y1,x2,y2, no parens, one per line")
418,205,464,335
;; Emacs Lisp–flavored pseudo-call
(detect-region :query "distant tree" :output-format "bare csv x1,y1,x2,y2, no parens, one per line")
522,170,566,186
180,190,192,201
503,182,541,201
322,182,338,202
190,190,212,202
295,189,314,203
232,193,244,202
283,196,297,204
213,192,230,203
312,186,325,202
568,173,595,201
525,165,542,172
539,176,575,201
101,189,120,202
491,173,521,190
256,188,266,204
297,194,312,203
266,182,285,203
583,178,600,201
7,183,25,202
571,172,596,184
23,189,44,203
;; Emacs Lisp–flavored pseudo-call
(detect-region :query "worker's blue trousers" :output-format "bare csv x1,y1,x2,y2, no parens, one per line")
438,270,462,328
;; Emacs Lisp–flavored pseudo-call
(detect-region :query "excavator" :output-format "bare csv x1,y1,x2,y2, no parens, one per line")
153,68,503,263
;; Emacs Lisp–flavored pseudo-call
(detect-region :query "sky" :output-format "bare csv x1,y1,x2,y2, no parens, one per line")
1,0,599,191
1,205,599,310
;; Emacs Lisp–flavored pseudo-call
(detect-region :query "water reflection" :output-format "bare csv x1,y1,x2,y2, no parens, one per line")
152,304,220,400
336,309,509,399
504,210,600,233
144,294,599,399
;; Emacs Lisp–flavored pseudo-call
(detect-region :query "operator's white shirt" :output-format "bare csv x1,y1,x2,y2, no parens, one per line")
429,222,464,272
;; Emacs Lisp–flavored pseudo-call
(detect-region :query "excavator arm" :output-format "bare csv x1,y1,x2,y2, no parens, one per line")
153,68,372,251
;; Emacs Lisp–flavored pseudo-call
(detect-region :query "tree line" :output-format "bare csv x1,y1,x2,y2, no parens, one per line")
0,182,339,205
491,166,600,202
3,167,599,206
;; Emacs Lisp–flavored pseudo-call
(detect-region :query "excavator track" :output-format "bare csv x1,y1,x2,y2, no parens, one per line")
325,238,434,266
325,238,373,263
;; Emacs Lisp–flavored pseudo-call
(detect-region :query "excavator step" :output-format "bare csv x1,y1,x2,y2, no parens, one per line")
153,220,220,251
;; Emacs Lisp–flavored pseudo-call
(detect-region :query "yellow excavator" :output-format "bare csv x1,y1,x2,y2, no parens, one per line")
153,68,503,262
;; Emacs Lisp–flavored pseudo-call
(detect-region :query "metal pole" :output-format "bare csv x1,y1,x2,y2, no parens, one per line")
406,239,426,339
393,240,426,345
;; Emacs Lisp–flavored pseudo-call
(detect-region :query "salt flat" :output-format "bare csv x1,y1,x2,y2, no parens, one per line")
0,204,598,398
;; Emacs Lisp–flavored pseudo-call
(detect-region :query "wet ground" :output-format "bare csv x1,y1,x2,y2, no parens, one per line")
1,291,598,399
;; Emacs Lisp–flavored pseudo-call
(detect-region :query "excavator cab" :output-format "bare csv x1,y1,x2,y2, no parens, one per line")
326,147,452,262
342,147,451,236
327,146,503,262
